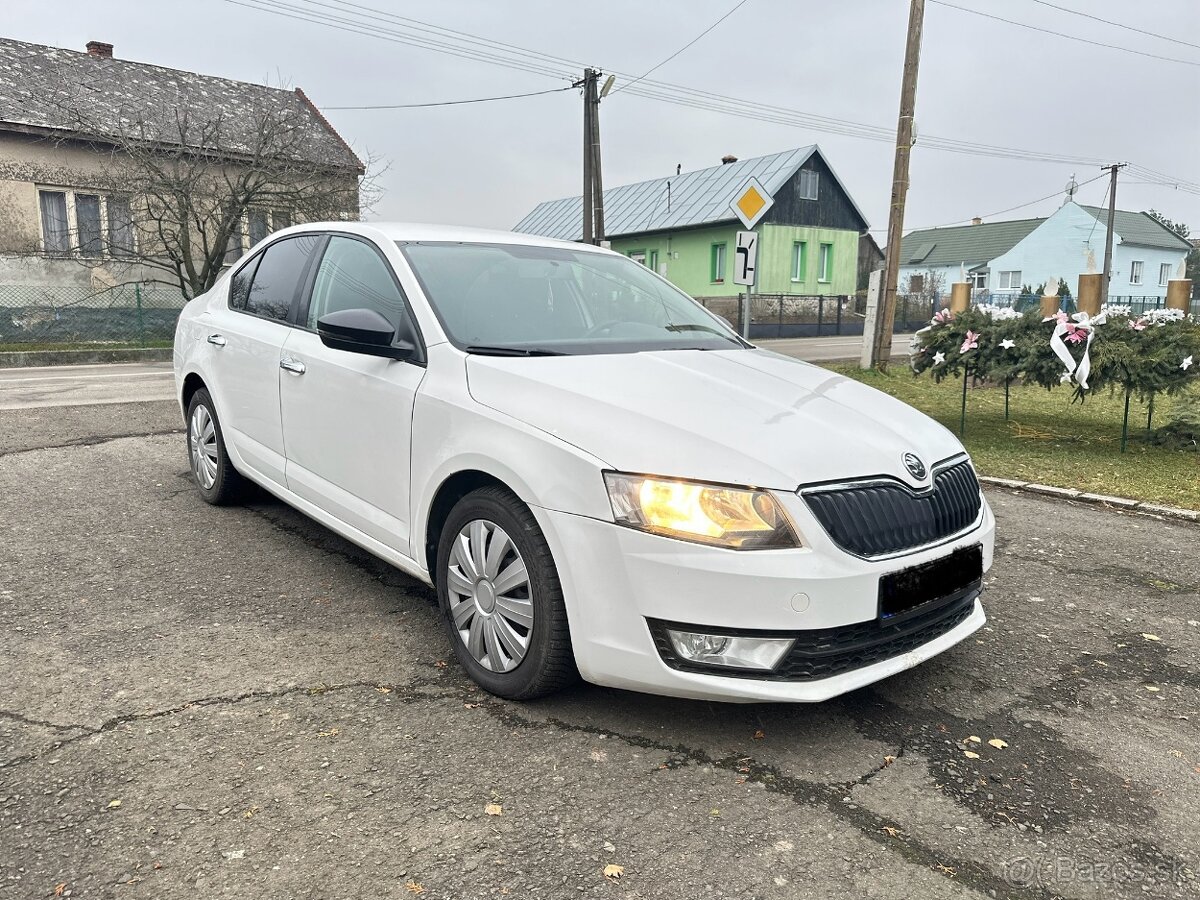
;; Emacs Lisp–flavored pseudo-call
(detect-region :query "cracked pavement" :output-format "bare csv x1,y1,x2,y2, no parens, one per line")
1,399,1198,899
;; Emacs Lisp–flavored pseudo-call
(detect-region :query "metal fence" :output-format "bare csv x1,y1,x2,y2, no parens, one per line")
0,281,188,346
697,294,937,340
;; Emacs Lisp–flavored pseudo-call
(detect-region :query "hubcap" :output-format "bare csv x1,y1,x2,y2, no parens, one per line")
446,519,533,673
188,405,218,490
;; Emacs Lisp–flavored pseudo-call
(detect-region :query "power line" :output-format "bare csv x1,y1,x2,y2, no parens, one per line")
1025,0,1200,52
613,0,752,95
928,0,1200,68
324,85,573,110
220,0,1199,188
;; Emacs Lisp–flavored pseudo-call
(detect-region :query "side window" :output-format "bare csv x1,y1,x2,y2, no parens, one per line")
240,234,323,322
229,255,260,311
307,236,409,332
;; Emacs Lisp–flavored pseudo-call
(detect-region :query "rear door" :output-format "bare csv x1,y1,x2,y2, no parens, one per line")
279,234,426,555
205,233,323,486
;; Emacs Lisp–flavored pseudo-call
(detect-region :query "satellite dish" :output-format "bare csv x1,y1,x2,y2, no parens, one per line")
599,75,616,99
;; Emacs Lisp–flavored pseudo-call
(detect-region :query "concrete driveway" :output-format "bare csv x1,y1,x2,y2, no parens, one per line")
1,401,1196,899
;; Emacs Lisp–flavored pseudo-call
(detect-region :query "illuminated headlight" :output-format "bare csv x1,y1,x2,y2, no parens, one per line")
603,472,800,550
666,628,794,670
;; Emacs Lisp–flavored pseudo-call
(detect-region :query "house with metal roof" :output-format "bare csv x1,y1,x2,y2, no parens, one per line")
898,201,1192,300
515,146,870,299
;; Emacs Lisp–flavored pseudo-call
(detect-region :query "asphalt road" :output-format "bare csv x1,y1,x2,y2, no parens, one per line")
0,363,174,410
1,402,1197,900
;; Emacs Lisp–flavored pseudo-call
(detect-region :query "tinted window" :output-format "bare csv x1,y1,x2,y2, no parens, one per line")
307,236,408,331
229,256,260,311
241,234,322,322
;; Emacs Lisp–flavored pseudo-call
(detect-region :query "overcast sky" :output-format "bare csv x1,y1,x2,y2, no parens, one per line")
9,0,1200,235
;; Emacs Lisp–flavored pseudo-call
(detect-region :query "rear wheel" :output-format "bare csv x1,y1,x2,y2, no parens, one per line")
186,388,243,505
435,486,576,699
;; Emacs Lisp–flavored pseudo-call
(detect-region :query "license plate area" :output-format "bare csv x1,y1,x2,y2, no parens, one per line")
879,544,983,623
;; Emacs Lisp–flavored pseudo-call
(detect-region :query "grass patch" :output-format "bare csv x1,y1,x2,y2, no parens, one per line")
0,340,173,353
829,364,1200,509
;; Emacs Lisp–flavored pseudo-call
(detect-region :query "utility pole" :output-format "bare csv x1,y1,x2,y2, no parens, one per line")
1099,162,1125,308
869,0,925,370
577,68,595,244
590,73,606,243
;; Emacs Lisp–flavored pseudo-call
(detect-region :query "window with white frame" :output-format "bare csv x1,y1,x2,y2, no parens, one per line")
998,270,1022,290
798,169,819,201
225,209,294,263
1129,260,1143,285
818,243,833,282
1159,262,1171,286
36,187,135,257
969,270,988,290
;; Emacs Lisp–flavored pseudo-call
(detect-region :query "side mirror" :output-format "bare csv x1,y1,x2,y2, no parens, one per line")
317,308,414,360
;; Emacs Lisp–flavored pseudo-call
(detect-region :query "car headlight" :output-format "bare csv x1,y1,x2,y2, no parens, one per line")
603,472,801,550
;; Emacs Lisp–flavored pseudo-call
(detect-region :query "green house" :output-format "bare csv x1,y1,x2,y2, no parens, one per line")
514,146,869,299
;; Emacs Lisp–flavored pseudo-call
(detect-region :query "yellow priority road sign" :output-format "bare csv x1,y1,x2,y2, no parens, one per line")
730,176,774,229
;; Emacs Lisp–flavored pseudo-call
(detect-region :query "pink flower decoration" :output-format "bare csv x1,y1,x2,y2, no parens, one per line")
1064,328,1086,344
932,309,954,325
1129,318,1147,331
959,330,979,353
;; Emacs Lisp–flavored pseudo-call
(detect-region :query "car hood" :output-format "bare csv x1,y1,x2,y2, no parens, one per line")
465,348,966,490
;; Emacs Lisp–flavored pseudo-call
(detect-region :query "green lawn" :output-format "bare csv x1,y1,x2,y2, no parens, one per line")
0,340,173,353
830,364,1200,509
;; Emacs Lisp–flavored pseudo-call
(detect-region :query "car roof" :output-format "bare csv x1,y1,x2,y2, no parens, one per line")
273,221,606,252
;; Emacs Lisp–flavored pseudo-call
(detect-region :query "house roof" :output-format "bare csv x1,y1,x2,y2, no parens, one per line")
897,217,1043,269
515,146,860,241
0,37,361,171
1078,206,1193,250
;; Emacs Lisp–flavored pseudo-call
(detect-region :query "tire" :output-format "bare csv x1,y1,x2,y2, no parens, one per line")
185,388,244,506
435,485,577,700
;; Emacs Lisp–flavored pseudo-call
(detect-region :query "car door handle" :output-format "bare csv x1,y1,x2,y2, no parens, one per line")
279,357,306,375
207,334,227,347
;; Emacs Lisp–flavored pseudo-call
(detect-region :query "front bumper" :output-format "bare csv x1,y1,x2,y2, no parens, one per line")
532,493,994,703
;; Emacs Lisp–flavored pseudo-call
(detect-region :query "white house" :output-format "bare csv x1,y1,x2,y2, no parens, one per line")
897,201,1191,300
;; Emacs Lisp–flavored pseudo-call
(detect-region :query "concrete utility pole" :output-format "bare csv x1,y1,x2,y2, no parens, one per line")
578,68,595,244
590,74,606,243
1099,162,1126,308
869,0,925,370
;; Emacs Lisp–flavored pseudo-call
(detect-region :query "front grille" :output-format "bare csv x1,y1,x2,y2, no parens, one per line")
648,586,980,683
803,458,982,557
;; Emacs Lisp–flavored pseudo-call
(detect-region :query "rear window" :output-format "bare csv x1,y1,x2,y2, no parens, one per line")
231,234,323,322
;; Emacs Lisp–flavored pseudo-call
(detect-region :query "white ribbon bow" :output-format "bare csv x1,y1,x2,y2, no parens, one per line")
1046,311,1106,390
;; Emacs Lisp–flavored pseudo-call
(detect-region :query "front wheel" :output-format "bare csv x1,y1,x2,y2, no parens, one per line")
435,486,577,700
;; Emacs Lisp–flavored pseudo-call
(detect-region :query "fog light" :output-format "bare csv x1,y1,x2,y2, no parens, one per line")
666,629,794,671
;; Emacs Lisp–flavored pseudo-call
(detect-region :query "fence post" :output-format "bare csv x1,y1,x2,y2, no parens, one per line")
135,284,146,348
777,296,783,337
836,295,843,335
817,297,824,336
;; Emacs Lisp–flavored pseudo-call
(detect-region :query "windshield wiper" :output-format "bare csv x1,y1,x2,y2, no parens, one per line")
464,344,565,357
664,323,748,345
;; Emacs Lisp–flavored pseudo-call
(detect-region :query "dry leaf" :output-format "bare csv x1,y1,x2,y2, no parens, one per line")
710,808,721,817
882,826,901,838
54,885,67,897
107,799,121,809
753,729,765,740
935,863,958,877
963,750,981,759
404,881,425,894
1145,685,1161,692
883,755,897,766
987,739,1008,749
243,806,260,819
966,735,981,744
602,864,624,881
485,803,503,816
1142,633,1161,642
434,660,449,669
464,703,480,709
375,686,392,694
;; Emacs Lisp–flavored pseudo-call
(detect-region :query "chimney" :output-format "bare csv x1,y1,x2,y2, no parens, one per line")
971,216,983,226
86,41,114,59
721,154,738,165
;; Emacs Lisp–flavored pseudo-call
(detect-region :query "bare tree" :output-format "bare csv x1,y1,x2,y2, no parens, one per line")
45,92,376,299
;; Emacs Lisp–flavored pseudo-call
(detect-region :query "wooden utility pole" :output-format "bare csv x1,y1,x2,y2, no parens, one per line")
579,68,595,244
870,0,925,370
589,73,606,243
1099,162,1125,308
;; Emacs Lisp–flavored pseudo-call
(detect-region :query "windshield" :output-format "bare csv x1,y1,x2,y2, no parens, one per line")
397,241,746,355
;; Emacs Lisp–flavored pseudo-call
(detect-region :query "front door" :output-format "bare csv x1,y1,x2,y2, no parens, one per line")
279,235,425,556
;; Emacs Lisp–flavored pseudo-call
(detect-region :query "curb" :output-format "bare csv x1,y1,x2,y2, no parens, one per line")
978,475,1200,525
0,347,173,368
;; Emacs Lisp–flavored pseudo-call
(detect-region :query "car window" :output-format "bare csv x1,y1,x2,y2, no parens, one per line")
236,234,322,322
229,255,260,311
398,241,744,354
307,236,410,332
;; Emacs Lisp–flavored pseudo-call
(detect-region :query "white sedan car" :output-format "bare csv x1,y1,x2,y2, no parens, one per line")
174,223,994,703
